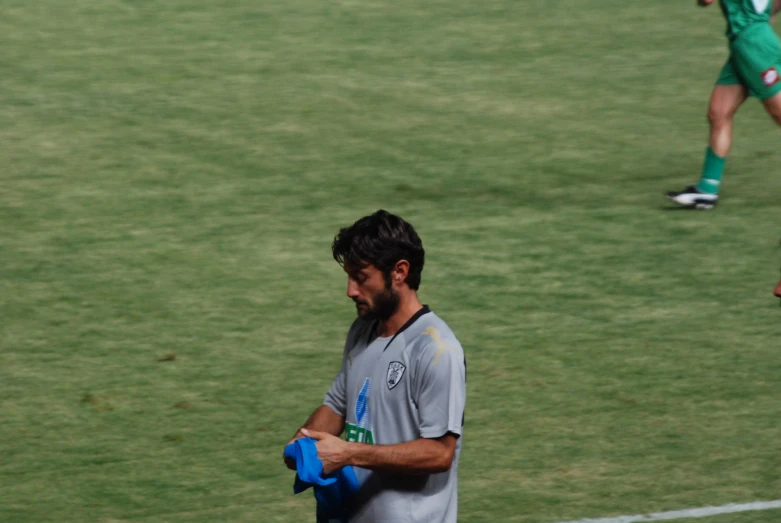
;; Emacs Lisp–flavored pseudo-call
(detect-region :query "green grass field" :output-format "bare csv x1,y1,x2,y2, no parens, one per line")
2,1,781,522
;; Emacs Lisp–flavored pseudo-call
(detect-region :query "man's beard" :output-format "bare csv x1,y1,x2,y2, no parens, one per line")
355,287,400,322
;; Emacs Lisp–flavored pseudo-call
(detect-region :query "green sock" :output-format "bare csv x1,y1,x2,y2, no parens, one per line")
695,146,725,195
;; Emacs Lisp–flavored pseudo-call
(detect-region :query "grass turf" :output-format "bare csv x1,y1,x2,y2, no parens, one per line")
1,1,780,521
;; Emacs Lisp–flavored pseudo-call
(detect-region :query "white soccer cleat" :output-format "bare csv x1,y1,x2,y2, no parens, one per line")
665,185,719,210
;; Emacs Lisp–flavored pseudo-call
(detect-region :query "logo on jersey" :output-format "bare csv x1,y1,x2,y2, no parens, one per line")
387,361,406,390
751,0,770,14
762,68,779,87
422,326,456,366
355,378,370,426
345,378,374,444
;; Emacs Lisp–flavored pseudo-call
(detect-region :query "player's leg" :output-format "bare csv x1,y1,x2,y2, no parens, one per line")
707,83,749,159
762,90,781,125
732,23,781,124
666,63,747,209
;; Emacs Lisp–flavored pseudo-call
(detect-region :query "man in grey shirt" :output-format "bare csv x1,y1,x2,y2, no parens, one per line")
283,210,466,523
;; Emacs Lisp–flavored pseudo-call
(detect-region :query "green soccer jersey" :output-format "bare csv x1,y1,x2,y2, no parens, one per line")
720,0,772,39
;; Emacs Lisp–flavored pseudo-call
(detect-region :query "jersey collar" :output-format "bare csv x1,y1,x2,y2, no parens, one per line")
380,305,431,352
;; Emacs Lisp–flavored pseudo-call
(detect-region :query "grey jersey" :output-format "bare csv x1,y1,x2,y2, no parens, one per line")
323,307,466,523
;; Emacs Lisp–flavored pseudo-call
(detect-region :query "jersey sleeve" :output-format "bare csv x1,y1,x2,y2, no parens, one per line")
323,320,362,417
415,339,466,439
323,355,348,417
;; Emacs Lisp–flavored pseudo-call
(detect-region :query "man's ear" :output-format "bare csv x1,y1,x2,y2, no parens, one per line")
393,260,410,286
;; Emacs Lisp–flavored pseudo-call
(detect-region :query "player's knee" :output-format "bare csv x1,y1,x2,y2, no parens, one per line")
707,107,732,125
761,92,781,125
763,105,781,126
766,103,781,126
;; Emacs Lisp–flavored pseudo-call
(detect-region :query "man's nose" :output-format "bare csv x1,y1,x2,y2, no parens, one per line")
347,280,360,298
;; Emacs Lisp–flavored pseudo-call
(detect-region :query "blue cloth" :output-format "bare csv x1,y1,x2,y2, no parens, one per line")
284,437,359,523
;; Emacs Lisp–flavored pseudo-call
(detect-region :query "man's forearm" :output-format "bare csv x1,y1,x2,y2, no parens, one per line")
285,406,345,471
346,436,455,475
297,405,345,438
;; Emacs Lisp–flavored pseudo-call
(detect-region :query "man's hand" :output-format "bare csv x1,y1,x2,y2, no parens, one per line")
302,428,351,475
282,429,307,471
698,0,715,6
282,405,347,471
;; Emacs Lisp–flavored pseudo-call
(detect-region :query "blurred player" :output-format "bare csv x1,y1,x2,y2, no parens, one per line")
667,0,781,209
283,210,466,523
774,275,781,300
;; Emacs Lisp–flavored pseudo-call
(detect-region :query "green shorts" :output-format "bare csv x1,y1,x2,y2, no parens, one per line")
716,23,781,100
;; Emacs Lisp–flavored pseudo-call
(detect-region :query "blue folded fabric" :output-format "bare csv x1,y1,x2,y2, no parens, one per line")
284,437,359,523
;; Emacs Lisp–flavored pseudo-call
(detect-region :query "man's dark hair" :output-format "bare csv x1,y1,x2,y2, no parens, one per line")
332,210,425,290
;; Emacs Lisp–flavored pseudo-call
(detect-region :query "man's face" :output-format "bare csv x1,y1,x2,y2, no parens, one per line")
344,262,400,321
